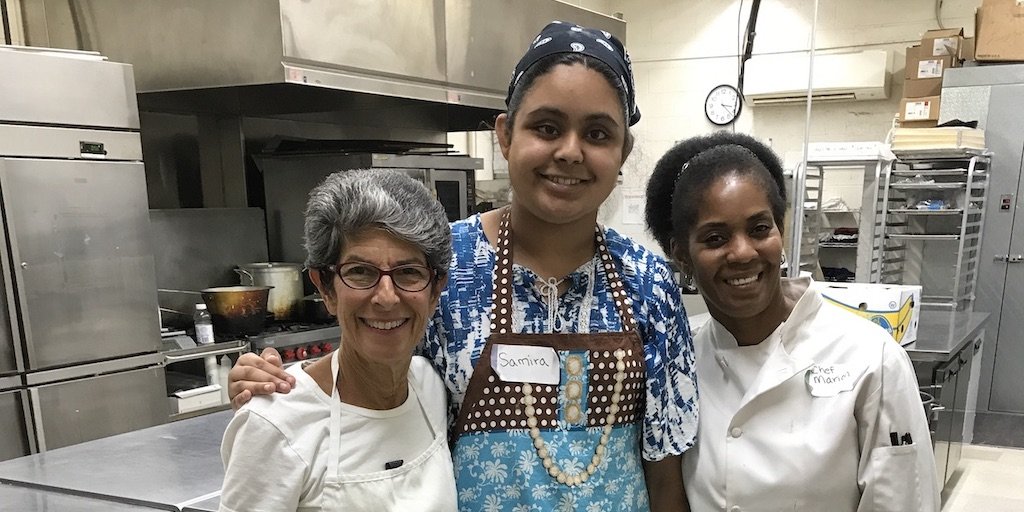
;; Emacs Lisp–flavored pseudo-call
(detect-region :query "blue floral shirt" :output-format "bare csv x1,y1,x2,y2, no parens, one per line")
418,214,698,461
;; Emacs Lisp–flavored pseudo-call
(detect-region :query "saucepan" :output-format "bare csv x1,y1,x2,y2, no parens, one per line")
302,293,335,324
200,285,273,336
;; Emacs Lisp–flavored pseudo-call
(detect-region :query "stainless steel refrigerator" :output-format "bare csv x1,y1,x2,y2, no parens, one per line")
942,65,1024,417
0,46,167,460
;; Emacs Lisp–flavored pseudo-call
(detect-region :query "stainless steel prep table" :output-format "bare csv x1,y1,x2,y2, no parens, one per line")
0,411,231,511
903,311,990,362
0,481,167,511
904,311,989,491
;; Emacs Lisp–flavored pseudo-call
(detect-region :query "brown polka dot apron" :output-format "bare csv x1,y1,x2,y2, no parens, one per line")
450,207,651,511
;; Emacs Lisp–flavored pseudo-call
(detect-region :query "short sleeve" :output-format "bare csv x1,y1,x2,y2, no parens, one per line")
220,409,311,512
623,248,699,461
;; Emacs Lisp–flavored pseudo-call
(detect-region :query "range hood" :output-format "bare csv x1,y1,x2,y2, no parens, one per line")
33,0,625,130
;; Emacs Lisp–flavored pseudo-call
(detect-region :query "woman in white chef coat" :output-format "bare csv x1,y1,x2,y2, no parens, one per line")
644,132,940,511
219,169,457,511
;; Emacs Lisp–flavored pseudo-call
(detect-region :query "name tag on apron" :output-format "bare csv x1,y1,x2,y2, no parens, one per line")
491,344,560,385
805,363,866,397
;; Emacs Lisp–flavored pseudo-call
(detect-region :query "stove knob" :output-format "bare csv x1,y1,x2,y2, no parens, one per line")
321,342,335,353
309,344,322,356
296,346,309,360
282,349,296,362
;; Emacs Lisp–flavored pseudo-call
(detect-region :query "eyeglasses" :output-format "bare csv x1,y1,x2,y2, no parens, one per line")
323,262,435,292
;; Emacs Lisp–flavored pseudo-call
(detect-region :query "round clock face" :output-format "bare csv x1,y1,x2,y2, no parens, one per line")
705,84,742,126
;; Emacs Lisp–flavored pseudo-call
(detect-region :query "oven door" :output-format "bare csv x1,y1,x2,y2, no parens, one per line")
428,169,472,221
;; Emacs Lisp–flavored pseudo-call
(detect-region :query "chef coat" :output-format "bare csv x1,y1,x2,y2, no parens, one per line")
683,277,939,511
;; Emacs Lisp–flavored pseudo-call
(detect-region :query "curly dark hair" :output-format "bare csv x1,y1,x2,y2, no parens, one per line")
644,132,786,256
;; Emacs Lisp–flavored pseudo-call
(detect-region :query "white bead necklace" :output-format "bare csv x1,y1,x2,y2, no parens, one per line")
522,348,627,487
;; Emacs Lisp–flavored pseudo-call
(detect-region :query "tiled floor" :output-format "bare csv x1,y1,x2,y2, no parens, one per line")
942,444,1024,511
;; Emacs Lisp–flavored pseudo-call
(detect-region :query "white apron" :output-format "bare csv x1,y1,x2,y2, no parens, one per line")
322,351,457,511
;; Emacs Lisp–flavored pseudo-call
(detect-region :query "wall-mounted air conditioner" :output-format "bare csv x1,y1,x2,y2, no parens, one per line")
743,50,891,105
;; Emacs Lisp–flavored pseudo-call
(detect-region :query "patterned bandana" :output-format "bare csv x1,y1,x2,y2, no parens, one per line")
506,20,640,126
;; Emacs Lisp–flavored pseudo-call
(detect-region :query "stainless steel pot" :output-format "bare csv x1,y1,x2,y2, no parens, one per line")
236,263,304,321
302,293,335,323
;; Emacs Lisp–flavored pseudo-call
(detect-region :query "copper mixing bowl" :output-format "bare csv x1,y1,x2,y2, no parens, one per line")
200,285,273,336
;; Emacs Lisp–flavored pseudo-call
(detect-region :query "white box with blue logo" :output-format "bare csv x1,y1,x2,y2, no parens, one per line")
810,281,922,345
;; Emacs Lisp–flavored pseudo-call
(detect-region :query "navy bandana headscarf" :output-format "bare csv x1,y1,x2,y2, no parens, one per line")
506,20,640,126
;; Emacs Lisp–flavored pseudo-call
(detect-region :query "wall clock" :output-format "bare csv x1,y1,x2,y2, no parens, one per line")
705,84,742,126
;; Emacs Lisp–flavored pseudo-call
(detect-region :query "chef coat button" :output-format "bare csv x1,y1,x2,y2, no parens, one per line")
730,427,743,438
730,506,742,512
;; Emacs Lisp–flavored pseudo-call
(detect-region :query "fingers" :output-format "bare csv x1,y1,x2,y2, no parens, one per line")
226,352,295,406
231,389,252,411
260,347,286,370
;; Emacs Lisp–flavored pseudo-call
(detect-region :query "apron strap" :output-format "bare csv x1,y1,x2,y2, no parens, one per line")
328,351,342,481
489,207,637,335
328,351,438,478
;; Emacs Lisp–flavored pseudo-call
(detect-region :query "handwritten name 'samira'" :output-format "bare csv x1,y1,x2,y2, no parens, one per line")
497,353,553,368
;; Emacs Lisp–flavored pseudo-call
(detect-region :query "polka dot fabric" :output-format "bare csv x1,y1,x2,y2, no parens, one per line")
450,207,651,507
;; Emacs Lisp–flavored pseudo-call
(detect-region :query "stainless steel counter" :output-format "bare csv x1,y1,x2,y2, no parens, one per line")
0,481,164,511
0,411,231,511
904,311,990,363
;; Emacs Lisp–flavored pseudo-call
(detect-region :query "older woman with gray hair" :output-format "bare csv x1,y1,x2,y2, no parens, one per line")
219,169,457,511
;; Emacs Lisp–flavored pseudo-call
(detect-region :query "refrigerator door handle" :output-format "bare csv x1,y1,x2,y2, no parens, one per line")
0,168,25,372
27,387,45,452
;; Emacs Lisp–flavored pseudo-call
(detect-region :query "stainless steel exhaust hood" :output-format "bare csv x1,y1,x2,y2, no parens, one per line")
32,0,625,130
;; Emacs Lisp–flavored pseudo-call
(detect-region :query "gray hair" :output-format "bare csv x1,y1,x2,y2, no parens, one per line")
303,169,452,277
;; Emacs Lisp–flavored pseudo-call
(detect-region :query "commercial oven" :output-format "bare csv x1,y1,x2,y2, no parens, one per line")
253,146,482,264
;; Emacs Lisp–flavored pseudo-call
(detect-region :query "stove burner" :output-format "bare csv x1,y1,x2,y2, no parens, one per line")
259,321,336,334
244,321,340,363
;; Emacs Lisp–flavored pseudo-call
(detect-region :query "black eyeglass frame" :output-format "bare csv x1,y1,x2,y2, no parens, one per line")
317,262,437,293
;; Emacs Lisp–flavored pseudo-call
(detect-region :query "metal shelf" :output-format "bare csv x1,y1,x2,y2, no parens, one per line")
887,233,960,240
788,154,889,281
875,153,990,311
888,208,964,215
890,169,972,176
890,182,966,190
891,148,991,160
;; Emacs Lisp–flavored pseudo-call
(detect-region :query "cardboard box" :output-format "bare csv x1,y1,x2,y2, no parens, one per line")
962,36,976,61
900,120,940,128
903,77,943,98
904,45,955,80
900,95,941,123
976,0,1024,61
921,28,964,58
811,282,922,344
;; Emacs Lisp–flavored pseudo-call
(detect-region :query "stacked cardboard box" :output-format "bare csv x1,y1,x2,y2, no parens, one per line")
900,28,965,128
976,0,1024,62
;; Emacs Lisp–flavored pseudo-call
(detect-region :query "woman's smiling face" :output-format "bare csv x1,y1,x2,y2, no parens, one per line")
496,63,627,226
313,228,443,368
679,173,785,328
